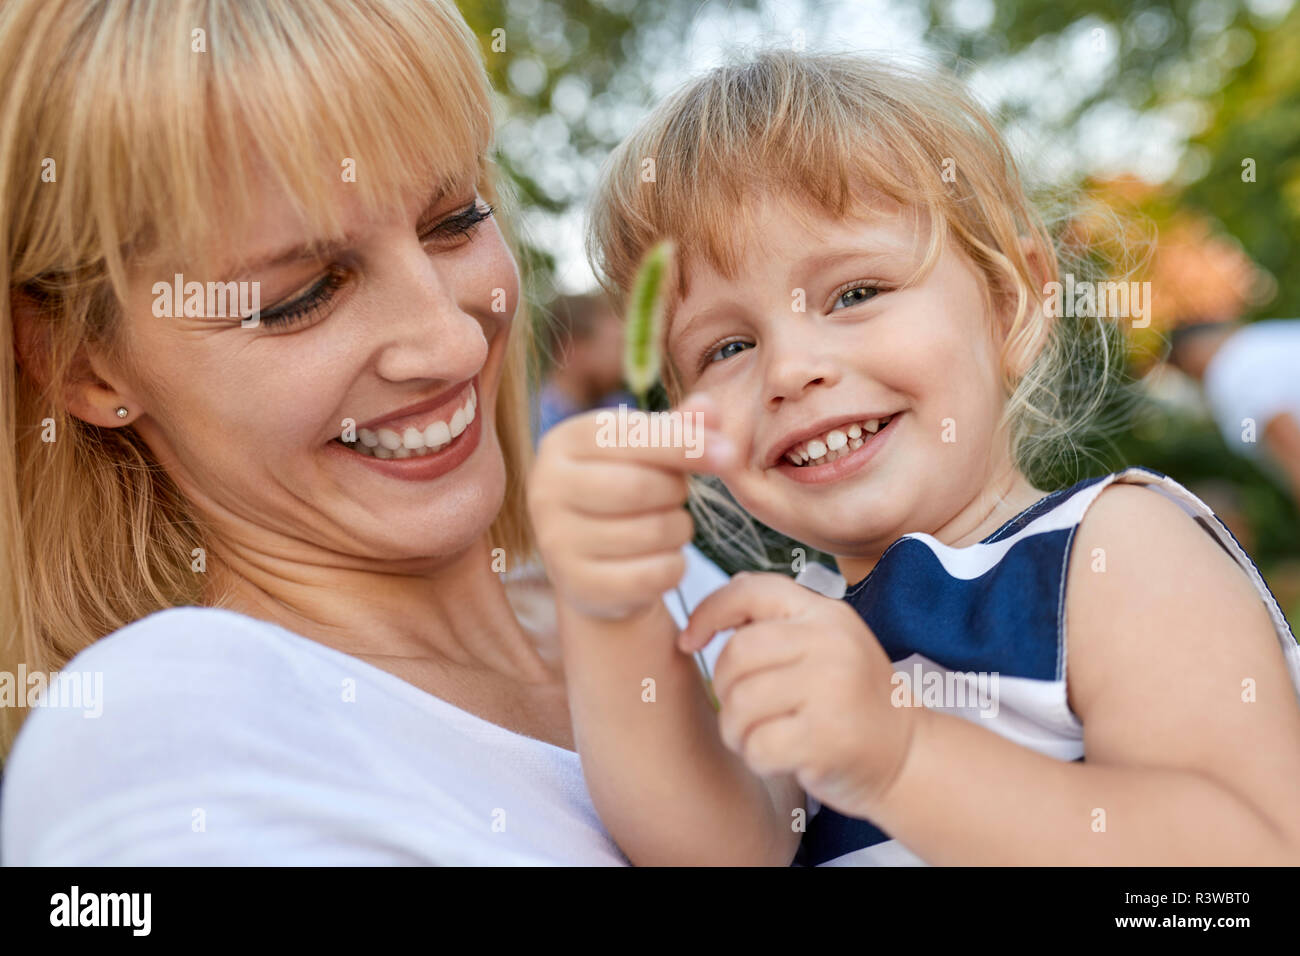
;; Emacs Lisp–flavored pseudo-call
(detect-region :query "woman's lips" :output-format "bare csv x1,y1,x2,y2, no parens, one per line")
325,398,485,482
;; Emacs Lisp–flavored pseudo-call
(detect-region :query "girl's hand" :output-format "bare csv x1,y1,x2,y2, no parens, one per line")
526,396,735,622
678,572,920,819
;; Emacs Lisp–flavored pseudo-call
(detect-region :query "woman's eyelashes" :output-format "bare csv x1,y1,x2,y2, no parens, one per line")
253,200,496,330
255,266,349,330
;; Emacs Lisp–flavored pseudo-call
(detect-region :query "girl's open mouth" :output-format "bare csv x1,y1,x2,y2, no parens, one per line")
774,412,902,485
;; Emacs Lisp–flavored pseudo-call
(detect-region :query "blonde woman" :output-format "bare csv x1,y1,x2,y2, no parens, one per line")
0,0,728,865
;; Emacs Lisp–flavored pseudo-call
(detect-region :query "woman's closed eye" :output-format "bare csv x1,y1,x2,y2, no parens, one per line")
253,200,496,331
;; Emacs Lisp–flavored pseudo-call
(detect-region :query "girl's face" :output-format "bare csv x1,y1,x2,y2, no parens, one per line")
667,194,1018,561
100,162,519,567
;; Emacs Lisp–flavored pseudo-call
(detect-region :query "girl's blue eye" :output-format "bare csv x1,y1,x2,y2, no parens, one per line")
834,285,880,310
708,339,753,364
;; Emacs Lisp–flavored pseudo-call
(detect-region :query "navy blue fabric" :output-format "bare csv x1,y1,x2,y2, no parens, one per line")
846,530,1070,680
795,474,1109,866
795,806,891,866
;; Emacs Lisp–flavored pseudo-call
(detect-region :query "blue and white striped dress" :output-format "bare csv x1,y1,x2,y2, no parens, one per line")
791,466,1300,867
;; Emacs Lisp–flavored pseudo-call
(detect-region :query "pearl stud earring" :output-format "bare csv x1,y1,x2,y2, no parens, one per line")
115,407,129,419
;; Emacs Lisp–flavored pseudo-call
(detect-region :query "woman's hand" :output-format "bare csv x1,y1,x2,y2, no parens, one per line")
678,572,920,820
526,396,735,622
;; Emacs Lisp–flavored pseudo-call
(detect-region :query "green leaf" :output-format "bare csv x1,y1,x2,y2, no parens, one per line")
623,240,674,407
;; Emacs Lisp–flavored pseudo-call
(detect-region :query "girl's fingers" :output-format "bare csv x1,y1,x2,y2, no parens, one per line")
679,573,816,652
563,551,689,616
555,460,690,516
709,619,807,702
716,663,807,756
733,711,806,779
548,404,736,474
569,508,696,559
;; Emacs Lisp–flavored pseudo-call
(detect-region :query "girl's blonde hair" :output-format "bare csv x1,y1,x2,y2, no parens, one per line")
0,0,537,757
586,50,1122,569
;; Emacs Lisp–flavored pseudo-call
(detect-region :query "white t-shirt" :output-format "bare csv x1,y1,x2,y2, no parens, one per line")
1,545,731,866
1203,320,1300,460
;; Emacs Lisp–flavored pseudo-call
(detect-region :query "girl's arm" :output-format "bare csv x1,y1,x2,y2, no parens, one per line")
559,598,801,866
864,484,1300,864
528,407,801,866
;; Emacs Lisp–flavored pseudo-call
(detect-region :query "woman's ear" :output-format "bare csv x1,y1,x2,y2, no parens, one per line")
10,286,143,427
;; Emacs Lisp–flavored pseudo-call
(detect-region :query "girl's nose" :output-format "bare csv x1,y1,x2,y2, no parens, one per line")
763,329,840,409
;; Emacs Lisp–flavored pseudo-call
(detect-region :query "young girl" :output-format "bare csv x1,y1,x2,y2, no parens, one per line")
527,50,1300,865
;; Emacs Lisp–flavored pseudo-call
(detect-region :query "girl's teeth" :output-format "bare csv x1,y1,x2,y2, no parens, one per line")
785,414,896,468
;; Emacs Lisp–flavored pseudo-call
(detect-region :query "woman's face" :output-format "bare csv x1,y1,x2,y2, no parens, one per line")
102,163,519,567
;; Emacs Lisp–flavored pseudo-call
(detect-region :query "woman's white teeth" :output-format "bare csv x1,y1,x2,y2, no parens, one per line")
424,420,451,447
786,415,893,467
340,385,477,458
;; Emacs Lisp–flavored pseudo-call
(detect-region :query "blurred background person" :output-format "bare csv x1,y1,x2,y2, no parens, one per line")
1169,317,1300,508
532,292,636,442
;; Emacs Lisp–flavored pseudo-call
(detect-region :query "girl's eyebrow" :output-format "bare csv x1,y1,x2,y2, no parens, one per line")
793,246,904,273
671,245,905,339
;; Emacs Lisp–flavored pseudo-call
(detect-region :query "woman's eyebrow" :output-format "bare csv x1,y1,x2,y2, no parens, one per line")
223,183,464,278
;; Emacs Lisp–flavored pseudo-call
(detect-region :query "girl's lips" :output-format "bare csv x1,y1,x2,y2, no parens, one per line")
772,412,901,485
325,400,484,482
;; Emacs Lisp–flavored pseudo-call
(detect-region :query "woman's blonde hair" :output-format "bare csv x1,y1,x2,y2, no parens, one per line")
0,0,537,757
587,49,1124,569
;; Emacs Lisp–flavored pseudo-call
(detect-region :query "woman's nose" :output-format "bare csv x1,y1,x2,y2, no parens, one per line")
372,244,489,384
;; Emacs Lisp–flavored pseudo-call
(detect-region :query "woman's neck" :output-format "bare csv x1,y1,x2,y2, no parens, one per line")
203,534,553,683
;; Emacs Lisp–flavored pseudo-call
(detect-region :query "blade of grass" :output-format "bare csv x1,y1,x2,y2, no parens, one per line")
622,240,719,712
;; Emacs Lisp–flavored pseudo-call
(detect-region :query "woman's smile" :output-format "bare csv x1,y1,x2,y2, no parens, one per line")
326,375,487,482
